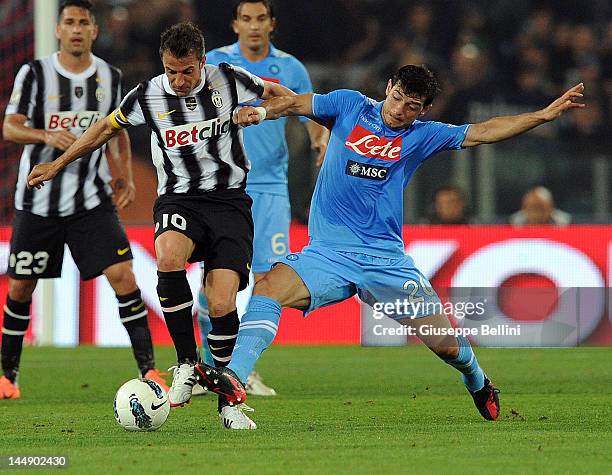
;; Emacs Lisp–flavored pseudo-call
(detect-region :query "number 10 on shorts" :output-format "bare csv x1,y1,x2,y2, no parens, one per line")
155,213,187,232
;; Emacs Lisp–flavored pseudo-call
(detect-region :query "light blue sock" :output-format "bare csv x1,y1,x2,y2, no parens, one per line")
227,295,281,383
196,289,214,367
442,336,485,392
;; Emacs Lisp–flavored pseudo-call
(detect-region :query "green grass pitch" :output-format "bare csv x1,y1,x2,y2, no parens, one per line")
0,345,610,474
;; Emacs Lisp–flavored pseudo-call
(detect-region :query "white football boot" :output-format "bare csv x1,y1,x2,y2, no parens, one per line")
219,404,257,430
167,363,197,407
191,383,208,396
246,371,277,397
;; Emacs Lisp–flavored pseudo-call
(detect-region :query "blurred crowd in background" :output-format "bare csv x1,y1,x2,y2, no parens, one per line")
1,0,611,224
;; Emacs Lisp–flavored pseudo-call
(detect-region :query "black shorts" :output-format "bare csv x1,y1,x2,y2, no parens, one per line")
8,202,133,281
153,189,253,291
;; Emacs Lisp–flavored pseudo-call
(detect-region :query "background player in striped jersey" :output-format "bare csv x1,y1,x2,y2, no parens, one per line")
199,65,585,428
27,21,299,429
195,0,329,397
0,0,168,400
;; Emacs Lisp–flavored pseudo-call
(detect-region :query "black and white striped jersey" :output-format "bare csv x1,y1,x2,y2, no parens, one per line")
5,52,121,217
112,63,264,195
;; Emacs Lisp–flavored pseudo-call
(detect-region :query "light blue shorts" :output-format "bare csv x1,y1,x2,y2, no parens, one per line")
279,245,441,320
251,191,291,274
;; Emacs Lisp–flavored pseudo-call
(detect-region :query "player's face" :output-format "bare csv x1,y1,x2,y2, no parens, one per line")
233,2,275,51
382,80,432,129
162,52,205,97
56,6,98,57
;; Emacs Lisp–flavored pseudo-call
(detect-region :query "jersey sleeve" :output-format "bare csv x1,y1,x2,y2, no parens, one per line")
110,84,145,129
419,121,471,158
290,59,313,95
311,89,364,120
220,63,265,103
113,70,123,109
205,49,225,66
5,64,37,118
289,58,314,123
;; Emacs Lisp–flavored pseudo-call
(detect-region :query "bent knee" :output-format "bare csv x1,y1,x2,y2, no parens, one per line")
252,271,309,309
207,299,236,317
156,255,186,272
434,345,460,360
105,263,137,295
8,279,37,302
252,277,273,296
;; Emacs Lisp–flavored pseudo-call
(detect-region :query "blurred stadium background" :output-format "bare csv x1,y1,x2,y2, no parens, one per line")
0,0,610,347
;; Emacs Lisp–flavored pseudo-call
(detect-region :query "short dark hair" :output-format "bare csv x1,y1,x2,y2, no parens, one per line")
58,0,94,22
233,0,275,20
391,65,440,107
159,21,205,60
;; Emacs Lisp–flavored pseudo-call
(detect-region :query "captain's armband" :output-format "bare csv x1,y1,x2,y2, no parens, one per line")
109,108,130,129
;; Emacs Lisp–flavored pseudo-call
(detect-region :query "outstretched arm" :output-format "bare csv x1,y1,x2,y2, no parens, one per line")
27,115,121,189
233,93,314,126
462,83,585,147
261,80,296,99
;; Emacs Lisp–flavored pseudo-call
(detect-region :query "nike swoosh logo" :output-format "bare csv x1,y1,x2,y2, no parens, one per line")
210,345,229,351
159,297,169,301
131,302,145,312
47,94,62,101
151,401,167,411
156,109,176,119
117,247,130,256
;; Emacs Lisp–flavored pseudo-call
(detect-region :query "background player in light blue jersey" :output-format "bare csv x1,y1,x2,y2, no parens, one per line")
195,0,329,398
196,65,584,428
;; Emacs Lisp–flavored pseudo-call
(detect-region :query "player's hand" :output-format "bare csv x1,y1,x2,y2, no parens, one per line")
44,130,77,151
232,106,265,127
312,138,328,168
27,162,59,189
111,177,136,209
539,83,585,121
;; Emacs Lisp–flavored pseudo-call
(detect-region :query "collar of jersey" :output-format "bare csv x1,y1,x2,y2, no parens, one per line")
161,68,207,96
52,52,98,80
230,41,279,61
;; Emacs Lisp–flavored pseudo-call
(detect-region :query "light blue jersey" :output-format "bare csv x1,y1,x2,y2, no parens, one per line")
310,90,470,257
207,42,313,197
227,90,488,397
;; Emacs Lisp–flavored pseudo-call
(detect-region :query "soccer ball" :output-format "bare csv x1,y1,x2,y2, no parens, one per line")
113,378,170,431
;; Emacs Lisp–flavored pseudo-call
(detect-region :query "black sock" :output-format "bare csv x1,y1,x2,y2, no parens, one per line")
157,270,197,363
1,297,31,383
207,309,240,368
208,309,240,411
117,289,155,376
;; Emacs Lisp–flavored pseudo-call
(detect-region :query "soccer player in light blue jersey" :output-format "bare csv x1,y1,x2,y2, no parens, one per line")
196,64,585,429
195,0,329,400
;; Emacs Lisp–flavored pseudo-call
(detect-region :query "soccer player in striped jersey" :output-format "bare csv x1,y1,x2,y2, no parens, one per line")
0,0,168,400
198,66,585,427
195,0,329,398
27,21,298,429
